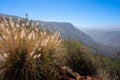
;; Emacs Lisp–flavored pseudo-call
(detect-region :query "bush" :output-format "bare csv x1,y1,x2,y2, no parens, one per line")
64,40,97,76
64,40,120,79
97,56,120,80
0,17,64,80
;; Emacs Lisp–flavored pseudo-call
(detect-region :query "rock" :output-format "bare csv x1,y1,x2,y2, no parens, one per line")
60,66,102,80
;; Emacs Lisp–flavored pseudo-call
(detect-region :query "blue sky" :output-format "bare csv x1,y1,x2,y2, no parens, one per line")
0,0,120,30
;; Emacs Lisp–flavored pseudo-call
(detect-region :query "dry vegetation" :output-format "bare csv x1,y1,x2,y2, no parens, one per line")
0,16,119,80
0,17,64,80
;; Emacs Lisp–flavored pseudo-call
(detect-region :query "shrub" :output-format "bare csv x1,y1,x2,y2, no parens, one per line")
64,40,97,76
0,17,64,80
97,56,120,80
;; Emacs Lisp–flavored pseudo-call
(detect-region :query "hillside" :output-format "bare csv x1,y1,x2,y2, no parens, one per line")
37,21,97,46
0,13,119,57
86,30,120,49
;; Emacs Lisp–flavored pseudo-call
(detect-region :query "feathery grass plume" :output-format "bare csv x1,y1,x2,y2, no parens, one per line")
0,16,63,80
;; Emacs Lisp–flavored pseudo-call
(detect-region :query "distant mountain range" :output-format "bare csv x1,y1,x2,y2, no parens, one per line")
86,30,120,49
0,13,119,57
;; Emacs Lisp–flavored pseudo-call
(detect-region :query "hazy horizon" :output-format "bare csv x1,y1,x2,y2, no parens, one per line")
79,25,120,32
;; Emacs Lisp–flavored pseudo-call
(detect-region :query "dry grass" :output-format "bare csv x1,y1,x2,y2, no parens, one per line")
0,17,63,80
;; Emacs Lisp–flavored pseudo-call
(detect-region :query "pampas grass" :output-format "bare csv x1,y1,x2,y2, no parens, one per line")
0,17,63,80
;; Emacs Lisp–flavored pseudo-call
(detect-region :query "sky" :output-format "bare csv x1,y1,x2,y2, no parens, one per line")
0,0,120,30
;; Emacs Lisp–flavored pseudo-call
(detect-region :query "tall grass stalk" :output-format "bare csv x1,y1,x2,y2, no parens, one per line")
0,17,62,80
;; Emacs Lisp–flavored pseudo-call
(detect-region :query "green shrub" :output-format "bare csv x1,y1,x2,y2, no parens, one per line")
64,40,97,76
97,56,120,80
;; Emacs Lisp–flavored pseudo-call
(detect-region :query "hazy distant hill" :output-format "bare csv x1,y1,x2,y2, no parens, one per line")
86,30,120,49
0,13,119,57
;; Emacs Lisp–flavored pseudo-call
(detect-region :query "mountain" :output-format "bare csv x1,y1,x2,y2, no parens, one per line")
37,21,98,46
86,30,120,49
0,13,119,57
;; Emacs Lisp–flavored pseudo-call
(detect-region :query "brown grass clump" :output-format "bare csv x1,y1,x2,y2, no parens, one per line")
0,17,63,80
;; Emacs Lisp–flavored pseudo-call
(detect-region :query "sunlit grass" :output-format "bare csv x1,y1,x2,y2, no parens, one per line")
0,17,63,80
